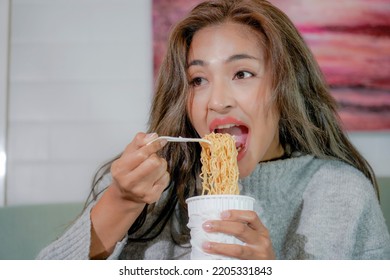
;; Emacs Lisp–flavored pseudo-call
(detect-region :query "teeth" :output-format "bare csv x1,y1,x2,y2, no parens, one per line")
215,124,237,129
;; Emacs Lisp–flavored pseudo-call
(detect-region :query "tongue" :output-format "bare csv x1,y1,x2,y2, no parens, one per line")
216,126,248,148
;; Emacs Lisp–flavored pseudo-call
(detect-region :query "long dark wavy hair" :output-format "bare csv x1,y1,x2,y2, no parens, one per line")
88,0,379,243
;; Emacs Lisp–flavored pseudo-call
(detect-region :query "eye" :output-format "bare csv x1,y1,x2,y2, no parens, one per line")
190,77,207,87
234,71,254,80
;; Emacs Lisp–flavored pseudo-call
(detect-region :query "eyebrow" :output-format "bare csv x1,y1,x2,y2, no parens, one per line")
187,53,261,68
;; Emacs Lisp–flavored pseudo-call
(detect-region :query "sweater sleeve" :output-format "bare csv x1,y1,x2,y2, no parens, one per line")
298,160,390,259
36,174,128,260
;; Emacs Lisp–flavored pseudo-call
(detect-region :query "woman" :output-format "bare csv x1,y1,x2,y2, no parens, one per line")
37,0,390,260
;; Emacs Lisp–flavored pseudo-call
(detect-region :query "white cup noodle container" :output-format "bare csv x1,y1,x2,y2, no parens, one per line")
186,194,255,260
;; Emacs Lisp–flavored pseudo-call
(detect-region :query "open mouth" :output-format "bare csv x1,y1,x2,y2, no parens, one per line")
213,124,249,153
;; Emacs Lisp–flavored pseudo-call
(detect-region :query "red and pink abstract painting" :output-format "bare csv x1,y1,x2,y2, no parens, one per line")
153,0,390,131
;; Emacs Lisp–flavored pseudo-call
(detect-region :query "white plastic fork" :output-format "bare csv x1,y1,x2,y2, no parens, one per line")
147,136,211,145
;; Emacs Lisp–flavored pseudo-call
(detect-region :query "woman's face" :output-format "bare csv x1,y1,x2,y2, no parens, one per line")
187,22,283,178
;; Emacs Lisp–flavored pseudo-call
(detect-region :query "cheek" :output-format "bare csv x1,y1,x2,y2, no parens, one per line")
254,107,279,140
249,102,280,155
187,94,197,128
239,83,269,114
249,86,276,124
187,95,207,132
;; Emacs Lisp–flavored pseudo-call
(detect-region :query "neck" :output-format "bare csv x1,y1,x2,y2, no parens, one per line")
261,141,285,162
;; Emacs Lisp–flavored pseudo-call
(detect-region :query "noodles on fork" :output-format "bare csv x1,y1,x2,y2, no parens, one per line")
200,133,239,195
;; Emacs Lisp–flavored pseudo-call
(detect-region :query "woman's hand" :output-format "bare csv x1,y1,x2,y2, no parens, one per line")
201,210,275,259
110,132,170,207
90,132,169,259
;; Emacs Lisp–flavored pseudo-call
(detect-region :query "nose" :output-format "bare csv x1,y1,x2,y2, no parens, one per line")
208,79,236,113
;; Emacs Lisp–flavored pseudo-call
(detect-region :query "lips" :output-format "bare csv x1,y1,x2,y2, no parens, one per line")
209,118,249,160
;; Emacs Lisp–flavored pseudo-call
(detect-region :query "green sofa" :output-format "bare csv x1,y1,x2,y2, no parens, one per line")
0,202,83,259
1,179,389,259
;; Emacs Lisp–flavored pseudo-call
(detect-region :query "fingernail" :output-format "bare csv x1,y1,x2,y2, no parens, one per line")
202,242,212,251
146,133,157,139
221,210,230,219
202,222,213,232
160,139,168,147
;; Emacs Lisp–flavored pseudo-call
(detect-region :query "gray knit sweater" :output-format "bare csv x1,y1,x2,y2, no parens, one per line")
37,154,390,259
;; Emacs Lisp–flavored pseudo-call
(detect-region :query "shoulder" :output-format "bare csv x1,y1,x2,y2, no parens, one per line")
298,158,390,258
300,157,387,243
303,158,377,208
300,157,383,236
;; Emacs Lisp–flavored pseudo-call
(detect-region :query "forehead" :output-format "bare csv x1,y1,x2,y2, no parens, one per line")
188,22,264,61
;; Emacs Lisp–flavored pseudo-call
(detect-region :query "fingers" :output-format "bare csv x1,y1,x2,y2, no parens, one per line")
152,171,170,193
202,240,274,260
118,133,167,172
125,153,168,185
202,242,251,259
110,132,170,205
202,210,275,260
221,210,266,232
118,156,170,204
203,220,250,242
203,210,269,240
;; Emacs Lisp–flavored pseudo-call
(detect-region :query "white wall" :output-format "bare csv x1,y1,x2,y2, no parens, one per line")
6,0,152,206
0,0,10,206
2,0,389,207
348,132,390,178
